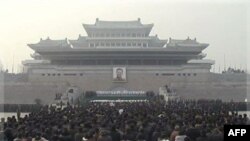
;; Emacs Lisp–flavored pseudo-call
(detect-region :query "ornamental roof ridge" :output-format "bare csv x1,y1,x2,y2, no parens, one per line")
69,35,87,41
68,35,87,46
149,36,168,42
169,37,199,44
95,17,142,26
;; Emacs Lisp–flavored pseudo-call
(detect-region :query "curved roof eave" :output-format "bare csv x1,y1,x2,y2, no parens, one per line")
32,46,205,53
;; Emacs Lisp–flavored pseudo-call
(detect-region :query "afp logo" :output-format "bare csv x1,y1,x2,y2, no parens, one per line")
224,125,250,140
228,129,246,136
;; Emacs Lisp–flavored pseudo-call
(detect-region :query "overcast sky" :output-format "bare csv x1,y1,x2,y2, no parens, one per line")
0,0,249,73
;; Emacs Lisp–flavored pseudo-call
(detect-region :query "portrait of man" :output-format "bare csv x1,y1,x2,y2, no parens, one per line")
113,67,126,82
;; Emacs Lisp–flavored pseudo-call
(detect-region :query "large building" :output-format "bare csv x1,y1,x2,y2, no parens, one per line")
23,18,215,92
1,18,247,104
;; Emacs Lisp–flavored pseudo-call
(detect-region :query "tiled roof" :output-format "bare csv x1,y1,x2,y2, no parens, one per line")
83,18,153,29
28,37,71,48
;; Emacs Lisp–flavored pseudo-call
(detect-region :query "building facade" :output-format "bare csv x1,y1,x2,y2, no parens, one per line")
23,18,214,92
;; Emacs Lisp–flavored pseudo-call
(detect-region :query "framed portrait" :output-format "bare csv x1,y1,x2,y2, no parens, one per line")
113,67,126,82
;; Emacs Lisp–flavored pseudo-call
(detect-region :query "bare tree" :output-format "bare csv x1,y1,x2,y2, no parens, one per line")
34,98,42,105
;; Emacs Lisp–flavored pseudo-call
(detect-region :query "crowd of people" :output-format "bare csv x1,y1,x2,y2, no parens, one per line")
0,104,42,113
1,99,249,141
222,67,246,74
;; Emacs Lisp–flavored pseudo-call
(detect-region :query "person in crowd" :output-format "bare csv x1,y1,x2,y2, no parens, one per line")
31,132,48,141
74,128,85,141
13,133,22,141
109,126,121,141
196,130,208,141
170,125,180,141
174,128,190,141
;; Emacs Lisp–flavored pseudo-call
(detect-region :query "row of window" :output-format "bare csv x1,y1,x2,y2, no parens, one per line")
89,42,148,47
41,73,197,77
41,73,83,76
51,60,186,66
156,73,197,76
89,33,147,38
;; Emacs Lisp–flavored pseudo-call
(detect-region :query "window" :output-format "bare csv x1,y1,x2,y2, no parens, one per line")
128,60,141,65
143,43,147,47
132,33,136,37
137,33,141,37
100,33,104,37
95,43,99,47
122,42,126,46
42,74,45,76
187,73,191,76
64,73,77,76
52,74,56,76
80,73,83,76
156,73,159,76
106,42,110,46
127,43,131,47
127,33,130,37
132,43,137,46
138,43,142,47
100,42,105,46
193,73,197,76
106,33,110,37
113,60,126,65
116,43,121,46
121,33,125,37
111,33,115,37
143,60,156,65
47,73,51,76
178,73,181,76
111,43,115,46
90,43,94,47
162,73,175,76
57,73,61,76
183,73,186,76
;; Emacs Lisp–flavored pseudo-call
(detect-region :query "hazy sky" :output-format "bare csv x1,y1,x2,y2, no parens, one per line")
0,0,249,73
